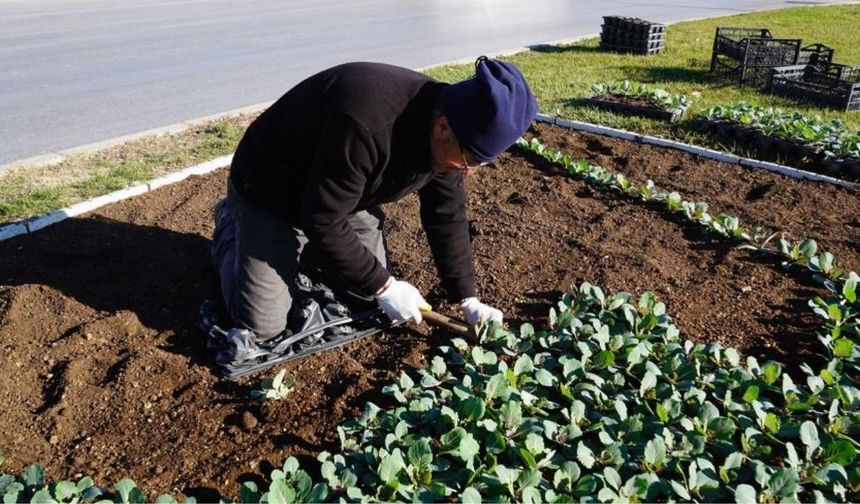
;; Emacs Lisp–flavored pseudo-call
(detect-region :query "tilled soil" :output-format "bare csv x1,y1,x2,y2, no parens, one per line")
1,124,858,499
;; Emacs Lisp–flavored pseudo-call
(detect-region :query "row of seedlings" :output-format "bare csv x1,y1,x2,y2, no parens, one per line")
587,81,691,122
694,102,860,179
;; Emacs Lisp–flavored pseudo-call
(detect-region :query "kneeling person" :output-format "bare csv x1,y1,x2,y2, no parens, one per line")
212,57,538,340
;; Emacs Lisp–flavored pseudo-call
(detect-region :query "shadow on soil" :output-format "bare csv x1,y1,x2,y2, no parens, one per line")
0,215,217,363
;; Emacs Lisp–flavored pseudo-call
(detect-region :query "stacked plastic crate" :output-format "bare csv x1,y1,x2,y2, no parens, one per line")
708,27,835,88
768,63,860,112
600,17,666,55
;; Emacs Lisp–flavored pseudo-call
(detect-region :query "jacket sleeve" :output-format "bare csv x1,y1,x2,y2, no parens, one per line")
418,170,477,301
300,114,390,295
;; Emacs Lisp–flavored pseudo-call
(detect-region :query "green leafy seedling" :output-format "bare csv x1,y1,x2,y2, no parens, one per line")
251,369,296,401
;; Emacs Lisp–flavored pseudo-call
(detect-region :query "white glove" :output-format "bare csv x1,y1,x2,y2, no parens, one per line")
460,297,503,326
375,278,431,324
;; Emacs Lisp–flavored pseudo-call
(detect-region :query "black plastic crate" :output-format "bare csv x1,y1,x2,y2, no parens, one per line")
768,63,860,111
711,27,772,60
797,43,834,69
709,26,801,87
710,54,771,88
824,62,860,81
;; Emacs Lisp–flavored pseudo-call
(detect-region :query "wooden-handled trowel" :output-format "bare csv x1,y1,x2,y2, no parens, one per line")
420,307,477,341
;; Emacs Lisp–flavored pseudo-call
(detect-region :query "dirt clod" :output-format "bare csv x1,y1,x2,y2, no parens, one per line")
241,411,258,431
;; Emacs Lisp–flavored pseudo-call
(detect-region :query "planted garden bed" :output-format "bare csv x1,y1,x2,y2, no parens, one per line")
694,102,860,181
0,124,858,499
587,81,690,122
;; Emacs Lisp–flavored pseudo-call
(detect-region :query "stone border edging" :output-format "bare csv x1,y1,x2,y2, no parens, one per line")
536,114,857,189
0,155,232,242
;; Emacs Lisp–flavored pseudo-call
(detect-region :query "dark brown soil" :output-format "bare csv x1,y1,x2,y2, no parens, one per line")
1,123,858,499
594,94,662,110
586,94,682,121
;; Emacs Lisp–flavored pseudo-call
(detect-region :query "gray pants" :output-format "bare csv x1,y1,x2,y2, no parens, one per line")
211,184,387,340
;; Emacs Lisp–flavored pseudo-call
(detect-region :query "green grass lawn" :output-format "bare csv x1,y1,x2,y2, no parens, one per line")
0,116,251,225
426,3,860,144
2,4,857,226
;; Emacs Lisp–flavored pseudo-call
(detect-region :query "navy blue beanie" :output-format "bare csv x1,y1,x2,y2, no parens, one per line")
440,56,538,163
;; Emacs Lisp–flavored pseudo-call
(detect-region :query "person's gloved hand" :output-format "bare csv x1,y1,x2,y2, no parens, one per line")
375,278,431,323
460,297,503,326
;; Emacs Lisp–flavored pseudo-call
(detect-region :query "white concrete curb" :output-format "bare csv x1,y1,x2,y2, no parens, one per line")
538,114,857,189
0,154,232,242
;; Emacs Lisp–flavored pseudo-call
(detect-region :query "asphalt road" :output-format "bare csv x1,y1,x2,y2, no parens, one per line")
0,0,845,166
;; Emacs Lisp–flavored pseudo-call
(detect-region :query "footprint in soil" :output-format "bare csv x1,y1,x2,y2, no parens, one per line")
586,139,614,156
468,221,482,238
507,192,527,204
36,360,69,414
745,182,775,201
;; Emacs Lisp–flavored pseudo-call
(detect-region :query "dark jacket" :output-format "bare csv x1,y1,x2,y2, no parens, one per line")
229,62,477,300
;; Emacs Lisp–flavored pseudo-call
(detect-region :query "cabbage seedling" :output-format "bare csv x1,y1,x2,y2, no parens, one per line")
251,369,296,401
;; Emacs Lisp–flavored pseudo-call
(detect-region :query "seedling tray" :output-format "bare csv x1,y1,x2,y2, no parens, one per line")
768,63,860,112
601,16,666,35
586,95,687,122
600,32,666,49
599,15,667,55
600,26,666,40
820,158,860,179
691,119,803,156
599,42,664,55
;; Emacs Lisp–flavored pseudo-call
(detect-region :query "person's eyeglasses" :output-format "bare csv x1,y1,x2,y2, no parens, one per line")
459,145,489,171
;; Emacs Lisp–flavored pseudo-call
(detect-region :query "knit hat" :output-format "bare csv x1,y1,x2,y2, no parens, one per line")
440,56,538,163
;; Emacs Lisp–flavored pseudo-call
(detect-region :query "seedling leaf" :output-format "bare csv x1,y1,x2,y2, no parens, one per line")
460,487,481,504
